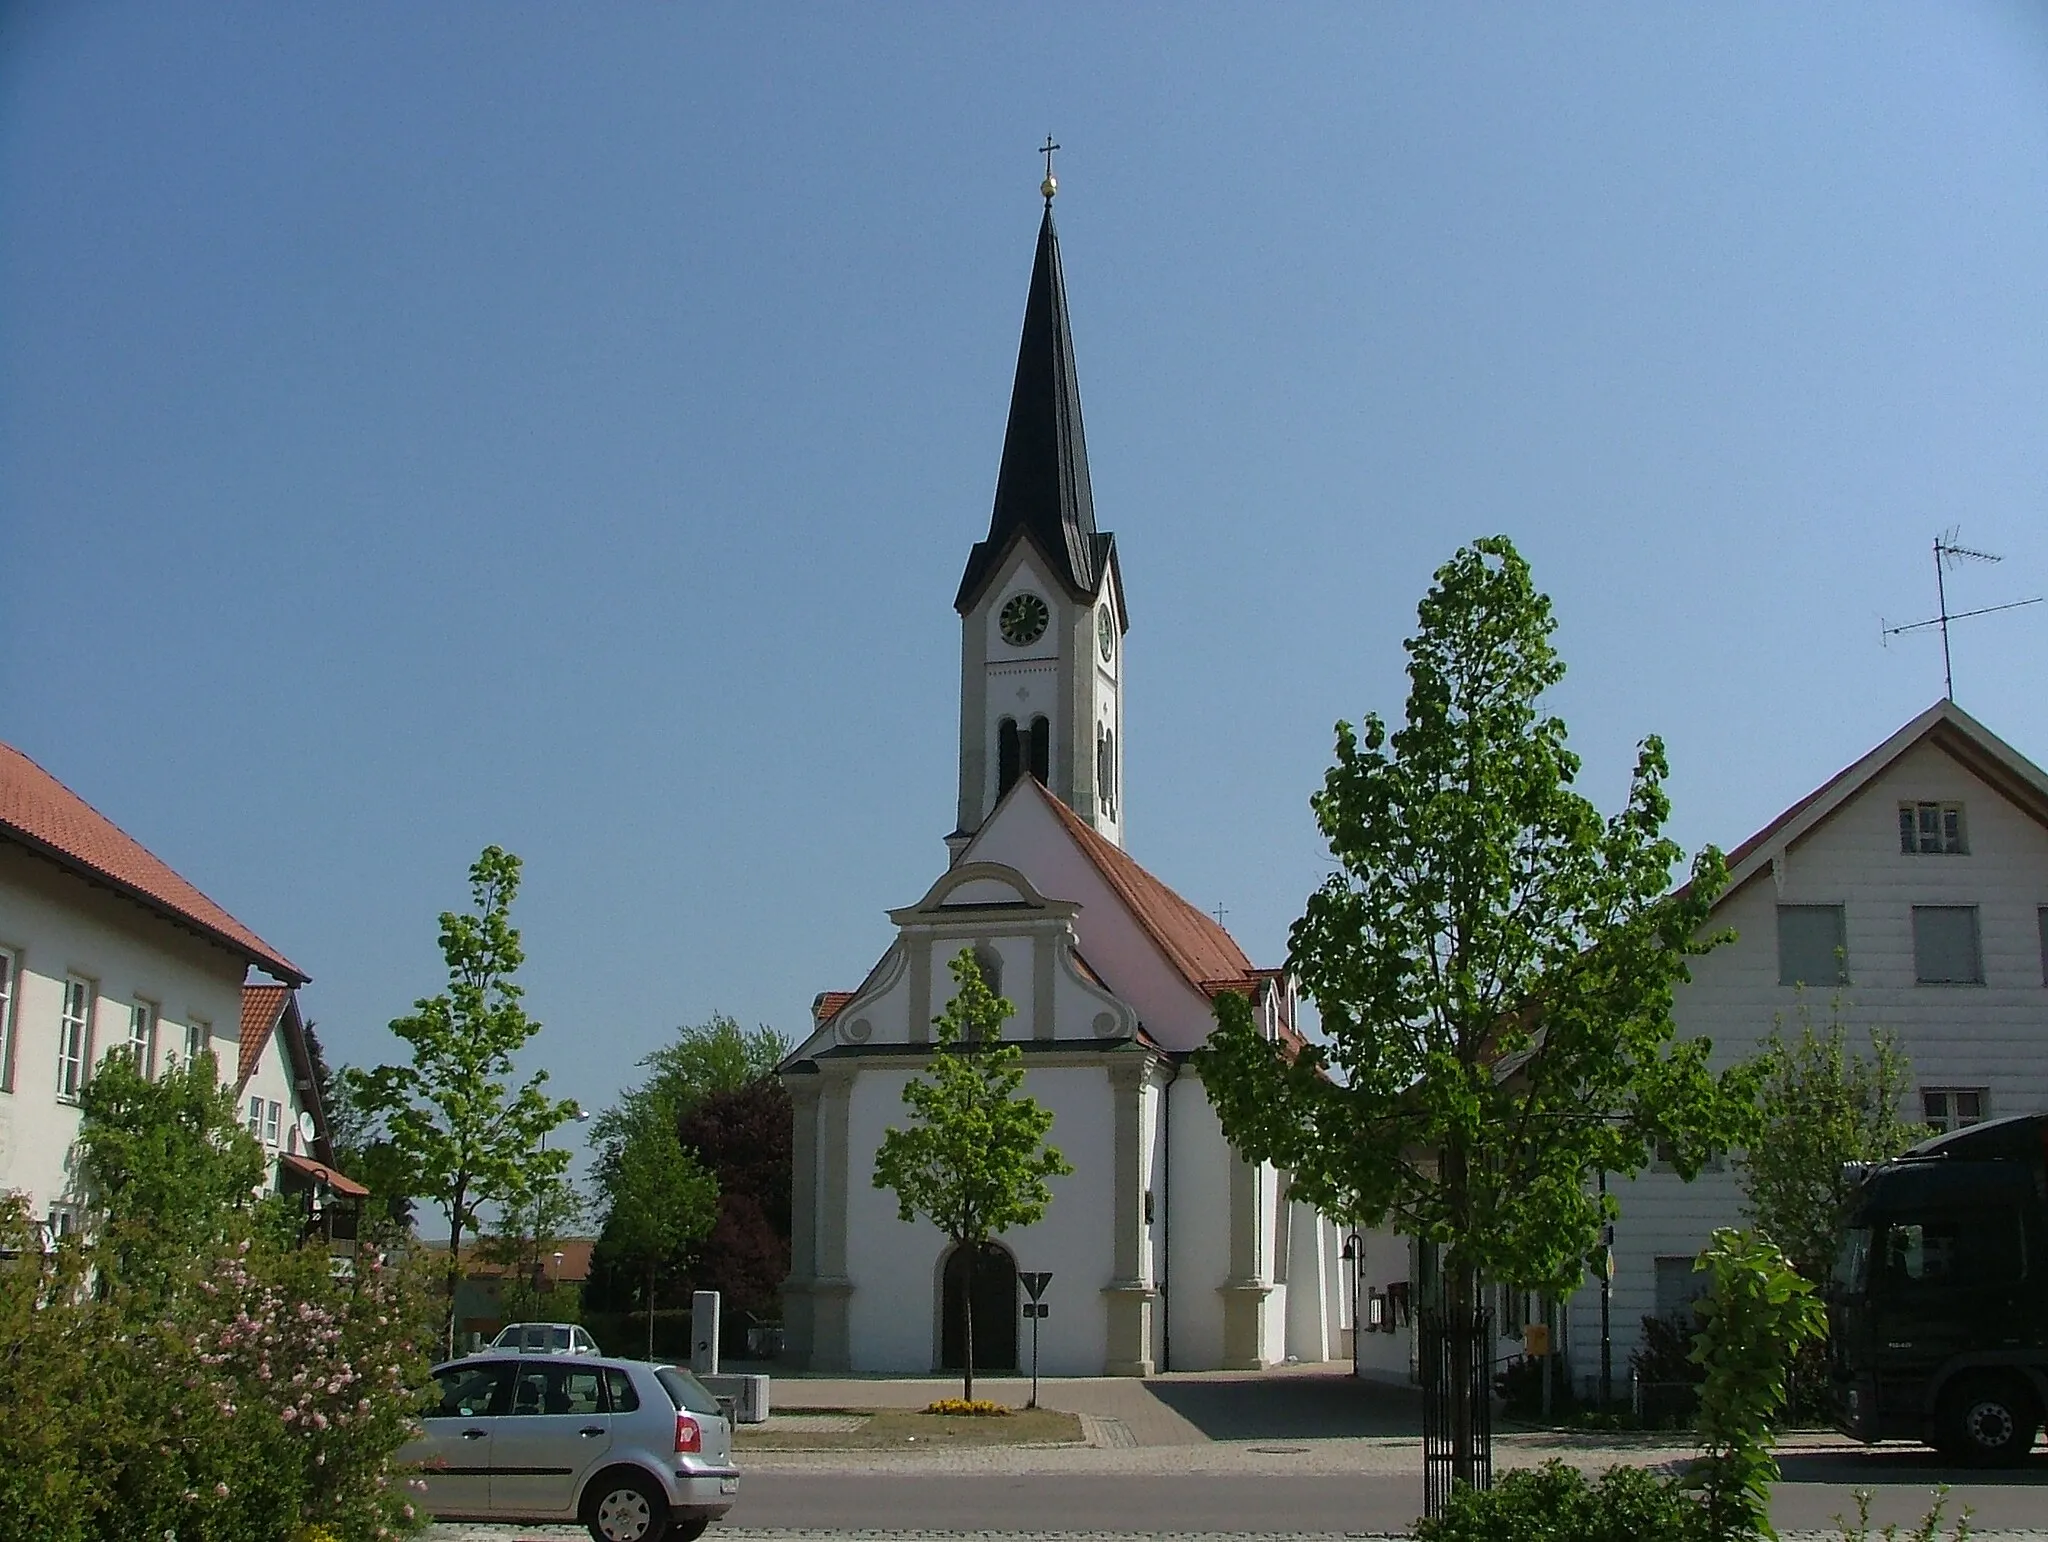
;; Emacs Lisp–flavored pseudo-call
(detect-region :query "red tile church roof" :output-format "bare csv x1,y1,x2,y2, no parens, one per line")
0,739,306,984
1031,782,1256,994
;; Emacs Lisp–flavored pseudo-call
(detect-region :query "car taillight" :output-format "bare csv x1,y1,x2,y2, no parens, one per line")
674,1413,701,1453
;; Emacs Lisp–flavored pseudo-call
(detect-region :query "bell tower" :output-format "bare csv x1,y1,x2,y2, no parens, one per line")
952,164,1126,854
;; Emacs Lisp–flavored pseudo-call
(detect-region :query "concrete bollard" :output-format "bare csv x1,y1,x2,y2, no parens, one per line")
691,1290,720,1376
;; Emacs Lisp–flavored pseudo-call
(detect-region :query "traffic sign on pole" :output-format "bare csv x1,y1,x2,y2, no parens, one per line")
1019,1272,1052,1405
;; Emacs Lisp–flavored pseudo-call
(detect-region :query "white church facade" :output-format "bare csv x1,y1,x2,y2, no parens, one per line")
777,189,1350,1376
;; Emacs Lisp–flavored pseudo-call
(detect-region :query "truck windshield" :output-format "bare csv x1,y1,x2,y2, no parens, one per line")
1832,1226,1871,1294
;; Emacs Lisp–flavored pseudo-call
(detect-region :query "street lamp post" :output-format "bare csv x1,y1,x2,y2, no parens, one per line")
1340,1232,1362,1378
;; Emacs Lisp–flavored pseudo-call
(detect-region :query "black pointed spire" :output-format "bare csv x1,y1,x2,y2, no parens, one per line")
955,203,1107,611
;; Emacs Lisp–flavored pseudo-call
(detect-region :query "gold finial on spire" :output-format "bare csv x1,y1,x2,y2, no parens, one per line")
1040,135,1060,204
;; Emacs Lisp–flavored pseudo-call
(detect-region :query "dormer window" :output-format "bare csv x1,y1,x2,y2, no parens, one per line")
1899,802,1967,855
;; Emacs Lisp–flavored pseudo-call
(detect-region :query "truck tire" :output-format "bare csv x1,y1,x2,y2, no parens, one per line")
1935,1374,2038,1467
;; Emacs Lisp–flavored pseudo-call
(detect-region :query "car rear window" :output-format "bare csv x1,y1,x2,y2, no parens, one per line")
655,1366,723,1416
602,1367,640,1413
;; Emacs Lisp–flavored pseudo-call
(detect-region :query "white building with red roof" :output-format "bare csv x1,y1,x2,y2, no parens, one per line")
0,740,354,1240
777,189,1348,1376
1560,698,2048,1386
1335,700,2048,1395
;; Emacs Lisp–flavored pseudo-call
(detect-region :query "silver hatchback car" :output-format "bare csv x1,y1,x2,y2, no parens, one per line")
405,1354,739,1542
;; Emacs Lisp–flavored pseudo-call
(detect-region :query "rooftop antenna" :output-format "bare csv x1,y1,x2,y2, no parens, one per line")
1881,529,2041,700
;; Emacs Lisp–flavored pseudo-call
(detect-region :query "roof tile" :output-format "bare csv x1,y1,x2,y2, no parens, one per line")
0,740,305,983
239,983,291,1086
1030,782,1255,993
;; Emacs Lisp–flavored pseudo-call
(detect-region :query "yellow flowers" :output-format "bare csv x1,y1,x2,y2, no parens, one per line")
923,1398,1011,1416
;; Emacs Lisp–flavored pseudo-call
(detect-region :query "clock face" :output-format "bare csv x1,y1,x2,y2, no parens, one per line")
1097,605,1115,661
999,592,1050,647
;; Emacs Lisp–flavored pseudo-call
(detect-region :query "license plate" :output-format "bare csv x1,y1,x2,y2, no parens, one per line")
719,1478,738,1495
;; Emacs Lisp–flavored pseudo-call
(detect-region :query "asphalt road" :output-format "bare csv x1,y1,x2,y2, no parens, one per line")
726,1463,2048,1535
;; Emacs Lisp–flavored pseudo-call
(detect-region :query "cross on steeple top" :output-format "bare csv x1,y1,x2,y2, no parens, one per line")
1040,136,1060,204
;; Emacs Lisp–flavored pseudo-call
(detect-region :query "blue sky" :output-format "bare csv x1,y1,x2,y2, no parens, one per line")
5,4,2046,1144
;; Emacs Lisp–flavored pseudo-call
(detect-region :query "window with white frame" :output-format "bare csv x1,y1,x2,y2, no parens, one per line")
1777,904,1848,987
126,1001,158,1078
1899,802,1968,855
0,947,16,1093
1921,1088,1987,1133
57,977,93,1101
1912,906,1983,985
45,1205,79,1245
264,1100,281,1147
247,1095,264,1137
186,1019,209,1067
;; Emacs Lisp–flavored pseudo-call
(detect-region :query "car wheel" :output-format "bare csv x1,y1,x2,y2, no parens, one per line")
584,1471,670,1542
1936,1375,2038,1467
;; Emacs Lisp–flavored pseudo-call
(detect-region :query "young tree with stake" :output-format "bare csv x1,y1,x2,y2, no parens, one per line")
1195,538,1753,1494
344,846,580,1356
873,950,1073,1402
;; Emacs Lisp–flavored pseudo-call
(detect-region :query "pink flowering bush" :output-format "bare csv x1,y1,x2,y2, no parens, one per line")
0,1195,433,1542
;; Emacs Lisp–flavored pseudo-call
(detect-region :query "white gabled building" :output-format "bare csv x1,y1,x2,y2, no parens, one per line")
1565,698,2048,1384
1341,700,2048,1395
0,738,354,1241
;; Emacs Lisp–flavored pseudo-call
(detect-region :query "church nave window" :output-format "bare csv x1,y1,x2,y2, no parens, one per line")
1029,716,1050,785
998,718,1022,797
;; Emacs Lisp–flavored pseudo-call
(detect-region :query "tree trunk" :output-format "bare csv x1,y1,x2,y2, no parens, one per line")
1443,1140,1479,1490
961,1238,975,1404
646,1257,657,1361
443,1216,465,1361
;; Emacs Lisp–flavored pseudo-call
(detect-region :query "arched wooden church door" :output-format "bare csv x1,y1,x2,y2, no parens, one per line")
940,1240,1018,1371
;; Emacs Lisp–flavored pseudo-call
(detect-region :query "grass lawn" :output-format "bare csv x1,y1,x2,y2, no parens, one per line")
739,1407,1085,1450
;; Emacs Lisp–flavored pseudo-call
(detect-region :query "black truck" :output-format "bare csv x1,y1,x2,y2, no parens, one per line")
1828,1112,2048,1465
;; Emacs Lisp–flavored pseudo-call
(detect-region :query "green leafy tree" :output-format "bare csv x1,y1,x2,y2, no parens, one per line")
1194,538,1753,1490
588,1013,788,1168
589,1015,776,1346
324,1059,416,1241
1736,1004,1928,1422
872,950,1074,1400
344,845,578,1354
1738,1005,1927,1290
479,1171,590,1325
75,1047,267,1293
598,1109,719,1358
1682,1228,1827,1541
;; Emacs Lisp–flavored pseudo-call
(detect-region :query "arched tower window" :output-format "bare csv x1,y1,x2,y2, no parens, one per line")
997,718,1022,797
1028,716,1050,785
1096,726,1116,819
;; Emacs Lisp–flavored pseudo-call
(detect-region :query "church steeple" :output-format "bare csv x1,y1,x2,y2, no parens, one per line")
951,174,1127,854
953,201,1109,613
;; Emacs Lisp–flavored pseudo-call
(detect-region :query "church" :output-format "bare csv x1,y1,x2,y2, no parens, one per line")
777,176,1350,1377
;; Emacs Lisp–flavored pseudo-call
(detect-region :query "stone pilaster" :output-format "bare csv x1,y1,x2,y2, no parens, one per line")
1102,1057,1156,1376
778,1073,823,1369
808,1062,857,1372
1220,1146,1274,1369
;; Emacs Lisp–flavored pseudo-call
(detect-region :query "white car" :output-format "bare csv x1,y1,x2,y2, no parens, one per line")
406,1354,739,1542
489,1321,603,1355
